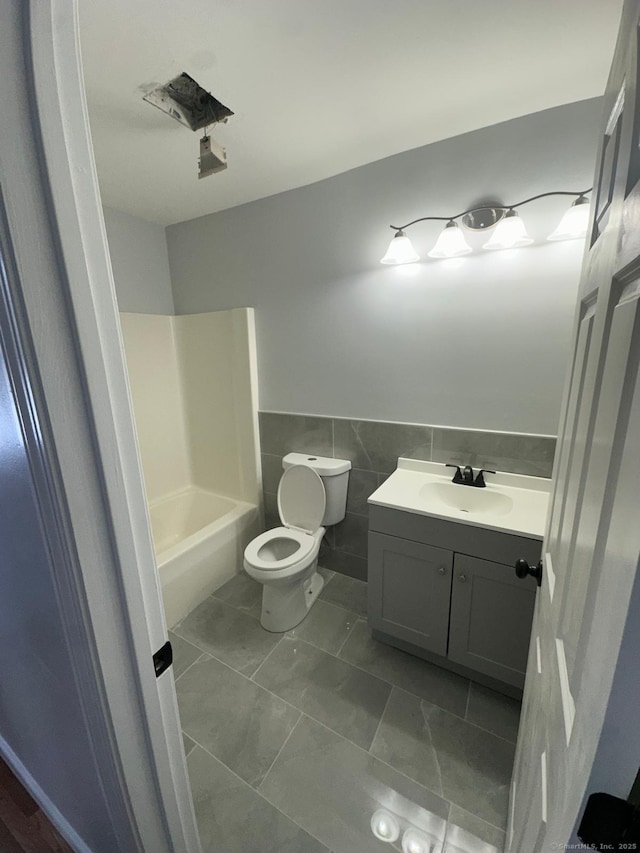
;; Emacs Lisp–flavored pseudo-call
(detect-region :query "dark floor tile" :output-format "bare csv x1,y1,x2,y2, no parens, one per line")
371,688,514,828
339,621,469,716
259,715,449,853
174,597,282,677
169,631,204,679
259,412,333,457
253,638,391,750
187,746,328,853
466,683,521,744
370,688,444,795
213,571,263,614
287,600,356,655
177,656,300,787
446,805,506,851
423,699,515,828
319,573,368,617
182,732,196,758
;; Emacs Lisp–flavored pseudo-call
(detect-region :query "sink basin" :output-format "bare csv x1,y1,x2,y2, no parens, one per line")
419,481,514,517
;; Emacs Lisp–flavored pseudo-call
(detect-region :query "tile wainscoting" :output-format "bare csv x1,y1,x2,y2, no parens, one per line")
258,412,556,581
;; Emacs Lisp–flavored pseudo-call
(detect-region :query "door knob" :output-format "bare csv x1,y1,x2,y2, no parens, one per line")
459,574,467,583
438,567,446,576
515,558,543,587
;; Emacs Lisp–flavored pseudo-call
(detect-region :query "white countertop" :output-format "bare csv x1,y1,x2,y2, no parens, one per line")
368,458,551,540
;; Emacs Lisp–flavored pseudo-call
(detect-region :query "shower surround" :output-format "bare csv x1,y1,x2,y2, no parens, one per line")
120,308,262,626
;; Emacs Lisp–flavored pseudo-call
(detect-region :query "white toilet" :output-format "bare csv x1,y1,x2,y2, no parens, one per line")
244,452,351,632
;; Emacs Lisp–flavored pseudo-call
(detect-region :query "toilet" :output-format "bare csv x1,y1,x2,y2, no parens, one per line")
244,452,351,632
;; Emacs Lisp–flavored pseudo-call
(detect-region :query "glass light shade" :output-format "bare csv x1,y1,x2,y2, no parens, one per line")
370,810,400,843
547,197,590,241
427,221,472,258
380,230,420,265
482,210,533,250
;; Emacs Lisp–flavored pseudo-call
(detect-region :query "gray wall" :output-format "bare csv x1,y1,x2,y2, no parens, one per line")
167,98,603,436
103,206,174,314
0,340,119,850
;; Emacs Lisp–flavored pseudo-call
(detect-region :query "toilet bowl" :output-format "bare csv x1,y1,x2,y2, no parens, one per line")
244,453,351,632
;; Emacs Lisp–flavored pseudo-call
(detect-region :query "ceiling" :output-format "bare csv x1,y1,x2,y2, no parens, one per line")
79,0,623,226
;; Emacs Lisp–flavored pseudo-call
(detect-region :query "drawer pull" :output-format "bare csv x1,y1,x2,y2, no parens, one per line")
459,574,467,583
438,567,446,576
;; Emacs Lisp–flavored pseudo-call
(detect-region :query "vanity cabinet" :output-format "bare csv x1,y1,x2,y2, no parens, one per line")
448,553,537,686
368,504,540,691
368,533,452,656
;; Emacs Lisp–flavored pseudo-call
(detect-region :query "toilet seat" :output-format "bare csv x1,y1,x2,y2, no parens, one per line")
244,526,316,573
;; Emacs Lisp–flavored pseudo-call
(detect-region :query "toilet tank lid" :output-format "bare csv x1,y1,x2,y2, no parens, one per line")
282,452,351,476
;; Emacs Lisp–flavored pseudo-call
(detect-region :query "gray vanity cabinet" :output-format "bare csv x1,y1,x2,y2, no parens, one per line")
448,554,537,686
368,532,453,656
368,504,542,692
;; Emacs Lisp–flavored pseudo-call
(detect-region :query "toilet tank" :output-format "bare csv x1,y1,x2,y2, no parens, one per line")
282,453,351,525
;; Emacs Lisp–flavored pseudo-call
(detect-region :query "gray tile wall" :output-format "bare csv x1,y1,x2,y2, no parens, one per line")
259,412,556,581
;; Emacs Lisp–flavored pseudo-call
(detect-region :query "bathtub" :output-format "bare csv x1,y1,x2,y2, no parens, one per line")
149,486,261,628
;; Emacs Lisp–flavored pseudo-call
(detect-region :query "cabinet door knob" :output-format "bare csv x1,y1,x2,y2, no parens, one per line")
514,558,543,587
459,574,467,582
438,567,446,576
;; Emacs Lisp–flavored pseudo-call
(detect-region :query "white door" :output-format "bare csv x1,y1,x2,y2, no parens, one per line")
509,1,640,848
0,2,200,850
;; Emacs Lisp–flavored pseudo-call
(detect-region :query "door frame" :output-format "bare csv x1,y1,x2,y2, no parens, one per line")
0,2,200,850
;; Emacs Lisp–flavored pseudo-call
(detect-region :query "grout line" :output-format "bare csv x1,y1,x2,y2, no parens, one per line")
334,616,359,658
445,800,507,838
181,645,511,835
174,653,209,683
176,610,517,745
257,712,303,791
249,634,286,682
367,686,394,755
188,736,329,852
336,622,519,743
296,712,450,814
182,647,304,717
182,734,196,758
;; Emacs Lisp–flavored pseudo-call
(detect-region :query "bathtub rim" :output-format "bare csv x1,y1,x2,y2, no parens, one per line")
151,486,258,567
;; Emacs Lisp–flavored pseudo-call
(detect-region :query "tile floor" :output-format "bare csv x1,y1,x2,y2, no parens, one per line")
171,570,520,853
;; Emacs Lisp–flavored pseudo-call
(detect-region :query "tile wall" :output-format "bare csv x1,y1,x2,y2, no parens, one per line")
259,412,556,581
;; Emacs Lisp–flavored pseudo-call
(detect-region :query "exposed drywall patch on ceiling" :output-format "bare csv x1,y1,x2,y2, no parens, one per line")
142,72,233,131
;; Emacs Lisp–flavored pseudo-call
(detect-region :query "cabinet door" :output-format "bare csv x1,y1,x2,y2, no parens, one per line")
449,553,536,688
368,532,453,656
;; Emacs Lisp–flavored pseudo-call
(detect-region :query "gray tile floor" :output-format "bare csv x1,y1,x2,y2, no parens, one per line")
171,570,520,853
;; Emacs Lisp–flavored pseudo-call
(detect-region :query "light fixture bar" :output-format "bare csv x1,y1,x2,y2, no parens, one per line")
381,187,593,265
389,188,592,233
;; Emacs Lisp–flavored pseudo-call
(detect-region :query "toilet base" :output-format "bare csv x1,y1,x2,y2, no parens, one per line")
260,568,325,633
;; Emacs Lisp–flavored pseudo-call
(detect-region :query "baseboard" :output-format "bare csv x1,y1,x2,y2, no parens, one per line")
0,735,93,853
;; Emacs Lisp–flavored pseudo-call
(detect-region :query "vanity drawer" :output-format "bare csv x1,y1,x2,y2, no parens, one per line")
369,504,541,566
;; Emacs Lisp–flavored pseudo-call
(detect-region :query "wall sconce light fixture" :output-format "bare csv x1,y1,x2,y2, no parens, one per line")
380,189,592,264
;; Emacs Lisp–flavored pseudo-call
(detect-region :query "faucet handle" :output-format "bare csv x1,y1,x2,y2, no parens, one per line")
445,463,464,483
474,468,496,488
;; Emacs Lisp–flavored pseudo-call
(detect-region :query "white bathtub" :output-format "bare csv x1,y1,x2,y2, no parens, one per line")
149,486,261,628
